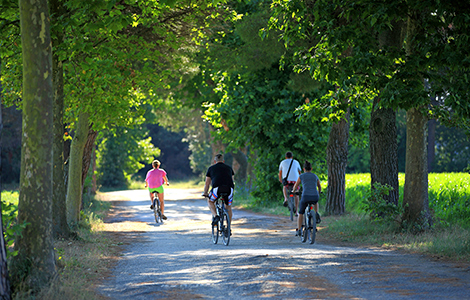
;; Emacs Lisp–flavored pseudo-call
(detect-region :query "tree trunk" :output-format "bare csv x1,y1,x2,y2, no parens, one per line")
369,98,399,205
370,19,403,207
0,81,12,300
51,16,71,237
325,110,350,215
403,107,432,227
232,149,248,187
402,11,432,228
81,127,98,190
66,112,90,226
11,0,56,289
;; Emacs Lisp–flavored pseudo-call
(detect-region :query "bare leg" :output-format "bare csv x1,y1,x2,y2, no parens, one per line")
149,192,154,207
158,192,165,214
226,205,233,222
282,186,288,202
297,213,303,231
314,203,319,213
207,199,217,216
295,195,299,215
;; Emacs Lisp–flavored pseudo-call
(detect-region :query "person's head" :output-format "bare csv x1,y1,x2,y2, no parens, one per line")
304,160,312,171
285,151,293,159
214,153,224,163
152,160,161,168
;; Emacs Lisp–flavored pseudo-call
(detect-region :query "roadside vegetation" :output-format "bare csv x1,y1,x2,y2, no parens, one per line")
236,172,470,262
2,188,119,299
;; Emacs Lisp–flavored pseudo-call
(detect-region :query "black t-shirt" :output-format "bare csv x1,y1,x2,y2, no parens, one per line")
206,162,234,189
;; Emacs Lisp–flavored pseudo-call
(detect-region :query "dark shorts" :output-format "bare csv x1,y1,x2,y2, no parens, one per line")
298,194,319,214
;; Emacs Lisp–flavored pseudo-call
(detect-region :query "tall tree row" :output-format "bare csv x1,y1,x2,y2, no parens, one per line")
269,0,470,226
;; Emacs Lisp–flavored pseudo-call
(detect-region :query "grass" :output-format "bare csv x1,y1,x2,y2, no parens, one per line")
236,172,470,262
1,189,121,300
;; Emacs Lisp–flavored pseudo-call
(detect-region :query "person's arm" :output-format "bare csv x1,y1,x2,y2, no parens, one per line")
278,169,283,183
317,179,322,194
293,177,301,191
163,175,169,185
203,176,212,197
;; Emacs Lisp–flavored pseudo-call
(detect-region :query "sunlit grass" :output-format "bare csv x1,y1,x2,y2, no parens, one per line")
1,190,19,205
237,173,470,261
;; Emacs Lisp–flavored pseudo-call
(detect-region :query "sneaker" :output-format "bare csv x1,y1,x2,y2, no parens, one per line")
162,214,167,220
283,200,288,207
316,212,321,224
295,229,299,236
150,205,154,209
295,213,298,217
212,215,220,225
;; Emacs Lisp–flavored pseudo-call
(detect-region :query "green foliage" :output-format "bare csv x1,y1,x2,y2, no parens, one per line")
269,0,470,129
97,126,160,188
362,182,403,224
1,191,29,259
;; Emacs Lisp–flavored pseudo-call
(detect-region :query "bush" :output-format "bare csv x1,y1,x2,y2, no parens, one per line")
361,182,402,224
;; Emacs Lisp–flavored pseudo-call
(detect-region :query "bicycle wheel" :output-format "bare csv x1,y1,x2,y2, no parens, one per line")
288,196,295,221
308,211,316,244
222,210,230,246
212,216,219,244
153,199,160,223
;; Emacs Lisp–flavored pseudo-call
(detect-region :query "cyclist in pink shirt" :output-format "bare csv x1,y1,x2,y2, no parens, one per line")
145,160,169,219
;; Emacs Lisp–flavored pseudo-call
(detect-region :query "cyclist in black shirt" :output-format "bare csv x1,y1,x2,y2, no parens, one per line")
203,153,235,225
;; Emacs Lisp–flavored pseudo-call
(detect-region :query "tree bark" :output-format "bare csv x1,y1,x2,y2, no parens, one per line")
81,127,98,190
232,148,248,187
66,112,90,226
369,98,399,205
325,110,350,215
403,107,432,226
51,11,71,237
369,20,403,207
11,0,56,289
402,11,432,227
0,81,12,300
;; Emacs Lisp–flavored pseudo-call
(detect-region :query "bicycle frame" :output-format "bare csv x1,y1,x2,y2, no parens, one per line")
212,193,231,246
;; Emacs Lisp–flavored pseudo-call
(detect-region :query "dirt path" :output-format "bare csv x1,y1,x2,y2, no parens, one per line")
97,189,470,299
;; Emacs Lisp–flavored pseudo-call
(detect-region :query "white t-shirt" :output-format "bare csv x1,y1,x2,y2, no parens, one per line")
279,158,301,182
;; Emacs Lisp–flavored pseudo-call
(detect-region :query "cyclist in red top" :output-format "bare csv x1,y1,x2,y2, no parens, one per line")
145,160,169,219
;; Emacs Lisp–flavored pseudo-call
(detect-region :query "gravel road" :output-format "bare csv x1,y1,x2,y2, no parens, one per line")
98,189,470,299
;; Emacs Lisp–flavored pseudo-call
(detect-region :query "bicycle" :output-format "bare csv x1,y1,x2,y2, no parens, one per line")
205,192,231,246
300,202,316,244
151,191,163,224
286,184,300,221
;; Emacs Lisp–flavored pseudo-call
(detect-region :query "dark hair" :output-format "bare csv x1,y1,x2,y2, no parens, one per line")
152,160,161,168
304,160,312,171
214,153,224,162
285,151,293,158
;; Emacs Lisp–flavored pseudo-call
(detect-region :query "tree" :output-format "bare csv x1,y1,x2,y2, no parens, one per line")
270,0,470,225
50,0,70,238
178,2,331,200
10,0,56,290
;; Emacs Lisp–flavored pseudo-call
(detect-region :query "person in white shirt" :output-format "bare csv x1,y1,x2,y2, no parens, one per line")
278,151,302,216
